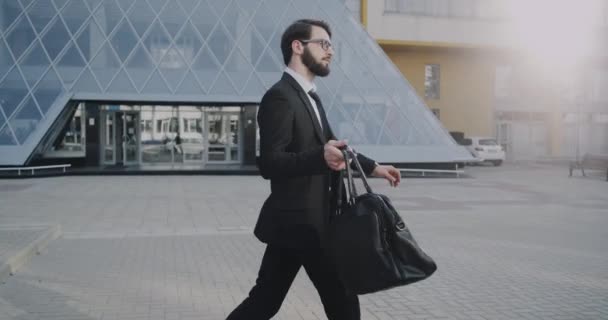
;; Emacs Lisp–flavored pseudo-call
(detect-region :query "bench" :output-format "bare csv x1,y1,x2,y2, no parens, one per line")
569,154,608,181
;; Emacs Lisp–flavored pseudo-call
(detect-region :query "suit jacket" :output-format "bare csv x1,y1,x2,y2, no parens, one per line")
254,73,376,249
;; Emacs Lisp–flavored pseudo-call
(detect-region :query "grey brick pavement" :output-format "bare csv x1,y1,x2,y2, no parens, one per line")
0,163,607,319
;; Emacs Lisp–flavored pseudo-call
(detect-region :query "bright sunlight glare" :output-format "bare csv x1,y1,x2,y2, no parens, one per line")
506,0,603,69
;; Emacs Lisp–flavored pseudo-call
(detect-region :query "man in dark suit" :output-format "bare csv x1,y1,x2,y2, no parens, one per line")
226,19,401,320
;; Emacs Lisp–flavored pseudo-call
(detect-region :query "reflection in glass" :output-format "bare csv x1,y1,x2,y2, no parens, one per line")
103,112,114,163
44,103,86,157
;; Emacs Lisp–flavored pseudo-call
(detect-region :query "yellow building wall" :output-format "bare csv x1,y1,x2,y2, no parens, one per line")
381,45,497,138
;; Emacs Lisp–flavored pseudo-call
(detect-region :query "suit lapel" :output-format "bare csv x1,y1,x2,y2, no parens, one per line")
282,73,326,144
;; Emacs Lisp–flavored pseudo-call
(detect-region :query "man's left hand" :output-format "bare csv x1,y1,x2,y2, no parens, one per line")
371,165,401,187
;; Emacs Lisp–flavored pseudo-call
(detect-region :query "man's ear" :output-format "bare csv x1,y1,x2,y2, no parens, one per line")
291,39,303,55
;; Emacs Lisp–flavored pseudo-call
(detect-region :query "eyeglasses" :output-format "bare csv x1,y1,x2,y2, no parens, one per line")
300,39,333,51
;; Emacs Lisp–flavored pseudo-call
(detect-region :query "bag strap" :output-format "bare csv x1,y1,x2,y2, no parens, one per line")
342,149,357,204
348,148,374,194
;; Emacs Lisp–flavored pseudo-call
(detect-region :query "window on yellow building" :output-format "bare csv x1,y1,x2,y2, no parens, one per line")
425,64,440,99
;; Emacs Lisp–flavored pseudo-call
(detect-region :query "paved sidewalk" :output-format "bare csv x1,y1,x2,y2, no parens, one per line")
0,225,60,284
0,163,607,319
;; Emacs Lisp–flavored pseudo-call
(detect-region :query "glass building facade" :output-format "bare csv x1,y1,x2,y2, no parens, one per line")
0,0,471,168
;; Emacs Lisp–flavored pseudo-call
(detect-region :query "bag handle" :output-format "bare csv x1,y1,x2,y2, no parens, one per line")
347,147,374,194
337,147,374,210
342,149,357,204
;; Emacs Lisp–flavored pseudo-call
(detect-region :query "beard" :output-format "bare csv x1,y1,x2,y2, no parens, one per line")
302,47,330,77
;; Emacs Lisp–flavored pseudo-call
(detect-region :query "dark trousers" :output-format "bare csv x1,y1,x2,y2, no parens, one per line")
226,245,360,320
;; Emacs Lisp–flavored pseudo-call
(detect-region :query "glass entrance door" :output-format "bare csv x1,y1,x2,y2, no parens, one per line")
206,109,240,163
122,112,140,165
101,111,140,165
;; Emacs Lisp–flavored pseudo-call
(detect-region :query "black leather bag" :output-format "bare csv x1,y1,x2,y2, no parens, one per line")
329,149,437,295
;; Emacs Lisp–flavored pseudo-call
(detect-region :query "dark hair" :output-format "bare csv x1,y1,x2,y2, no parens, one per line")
280,19,332,65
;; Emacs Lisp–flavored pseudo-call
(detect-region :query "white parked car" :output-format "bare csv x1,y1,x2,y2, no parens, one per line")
462,137,505,166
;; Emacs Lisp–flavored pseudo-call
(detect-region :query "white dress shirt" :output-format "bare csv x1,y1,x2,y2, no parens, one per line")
284,67,323,131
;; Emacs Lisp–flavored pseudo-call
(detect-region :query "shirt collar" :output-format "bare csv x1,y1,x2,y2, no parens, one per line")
285,67,317,93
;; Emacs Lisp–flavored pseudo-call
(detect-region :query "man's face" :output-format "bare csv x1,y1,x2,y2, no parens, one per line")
301,26,333,77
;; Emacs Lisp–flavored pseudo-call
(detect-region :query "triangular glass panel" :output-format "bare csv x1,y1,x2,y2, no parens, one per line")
276,3,300,32
6,15,37,61
267,21,285,64
207,0,231,18
318,64,345,98
107,68,137,93
19,40,51,87
255,49,282,89
175,21,204,66
158,46,188,93
365,98,390,129
128,0,156,37
41,16,71,61
377,127,396,145
0,116,6,136
84,0,101,12
384,106,411,145
52,0,69,10
33,68,63,115
221,1,251,41
9,95,43,144
236,0,260,13
341,98,362,124
0,123,17,145
207,23,234,66
76,18,105,62
141,69,171,95
314,83,336,113
251,1,279,42
292,0,320,18
56,41,87,88
178,0,199,14
326,102,351,139
0,67,29,119
263,0,290,25
27,0,57,34
190,0,219,41
0,40,15,81
235,24,261,66
124,44,155,91
241,73,266,97
175,70,205,95
0,1,23,33
89,41,121,90
115,0,135,13
60,0,90,35
255,48,282,73
319,0,348,26
208,71,237,96
109,18,138,62
72,66,102,93
357,105,383,143
246,26,266,66
159,0,187,37
19,0,34,8
143,20,172,64
146,0,167,14
191,45,221,92
225,48,254,94
93,0,123,36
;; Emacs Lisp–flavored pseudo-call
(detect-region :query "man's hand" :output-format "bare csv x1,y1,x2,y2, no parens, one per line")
324,140,348,171
372,164,401,187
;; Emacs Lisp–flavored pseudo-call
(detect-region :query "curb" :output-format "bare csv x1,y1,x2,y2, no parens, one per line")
0,225,62,283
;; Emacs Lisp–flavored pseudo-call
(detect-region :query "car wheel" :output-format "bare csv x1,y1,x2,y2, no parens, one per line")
492,160,502,166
